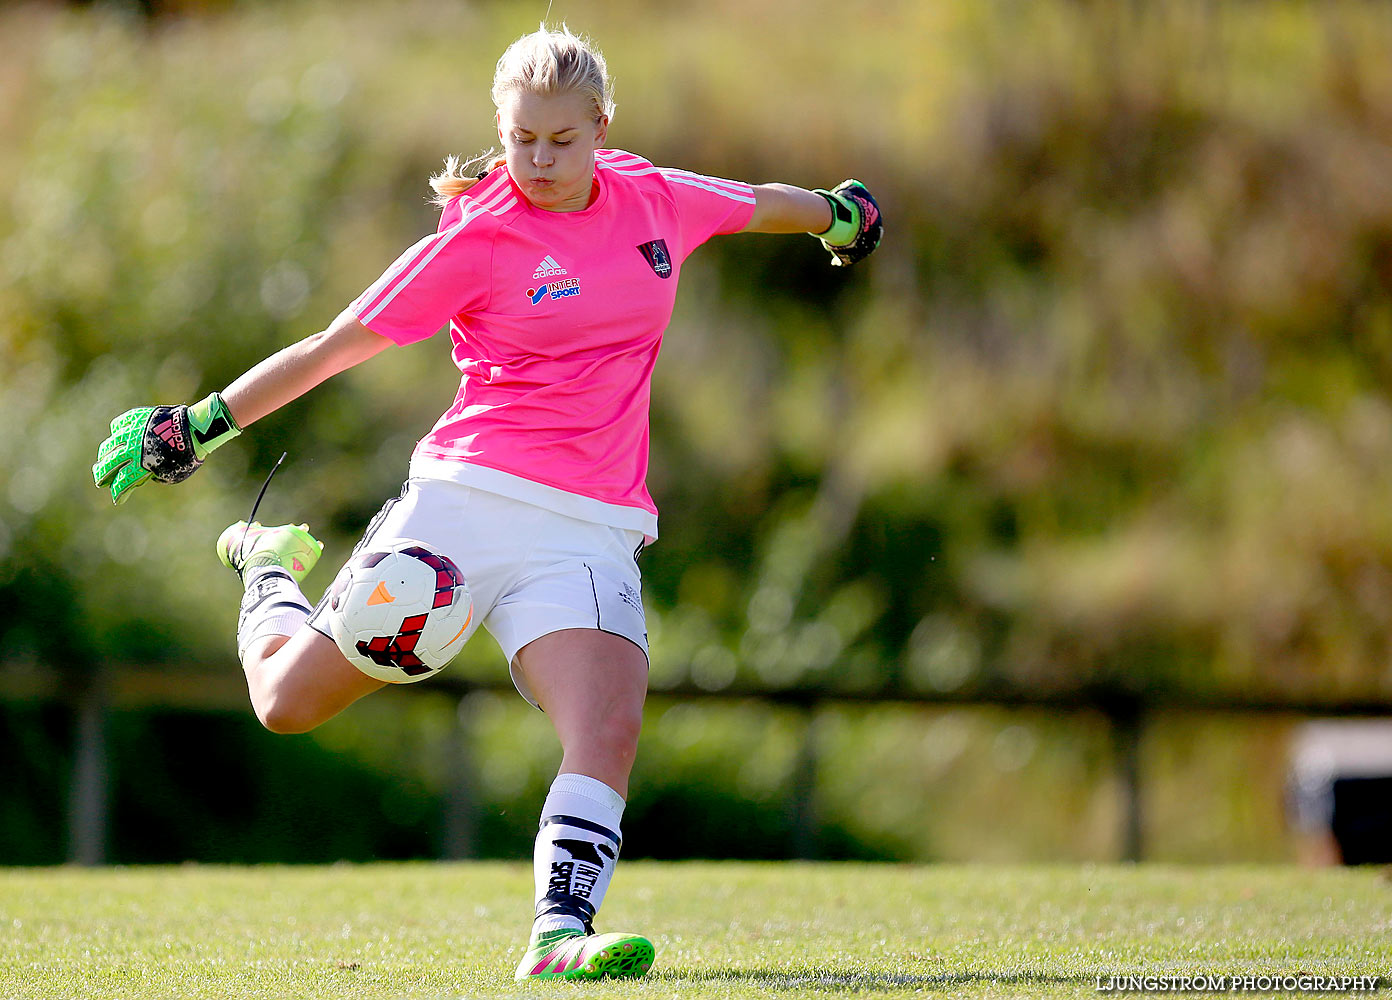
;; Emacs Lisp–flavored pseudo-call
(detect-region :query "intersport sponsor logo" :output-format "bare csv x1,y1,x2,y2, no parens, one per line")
526,278,581,304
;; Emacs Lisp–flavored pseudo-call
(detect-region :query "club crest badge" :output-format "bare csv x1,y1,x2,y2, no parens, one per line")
636,239,673,279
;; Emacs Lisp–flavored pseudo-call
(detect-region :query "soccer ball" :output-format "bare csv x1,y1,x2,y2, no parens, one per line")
325,540,475,684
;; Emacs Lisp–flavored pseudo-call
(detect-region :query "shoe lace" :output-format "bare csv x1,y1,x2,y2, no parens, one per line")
234,452,287,581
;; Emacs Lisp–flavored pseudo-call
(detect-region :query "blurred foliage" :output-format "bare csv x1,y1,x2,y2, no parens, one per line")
3,0,1392,862
0,695,1297,864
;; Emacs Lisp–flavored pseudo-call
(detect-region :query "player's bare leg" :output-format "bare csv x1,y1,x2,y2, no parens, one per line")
510,628,654,980
241,628,384,734
517,628,647,797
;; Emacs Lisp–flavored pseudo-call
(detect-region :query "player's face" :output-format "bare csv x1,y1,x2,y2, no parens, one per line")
498,90,608,213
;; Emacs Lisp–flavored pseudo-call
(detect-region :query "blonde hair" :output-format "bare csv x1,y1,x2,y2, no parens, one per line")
429,24,615,207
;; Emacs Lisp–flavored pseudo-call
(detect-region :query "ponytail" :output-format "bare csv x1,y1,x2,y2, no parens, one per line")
429,150,507,207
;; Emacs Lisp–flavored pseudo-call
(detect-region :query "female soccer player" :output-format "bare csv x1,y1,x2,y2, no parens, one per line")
93,24,880,981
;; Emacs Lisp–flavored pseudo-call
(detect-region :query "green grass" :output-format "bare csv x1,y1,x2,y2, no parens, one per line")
1,863,1388,998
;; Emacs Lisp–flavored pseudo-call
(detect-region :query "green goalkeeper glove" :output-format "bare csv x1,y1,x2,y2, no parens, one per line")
812,179,883,267
92,392,241,505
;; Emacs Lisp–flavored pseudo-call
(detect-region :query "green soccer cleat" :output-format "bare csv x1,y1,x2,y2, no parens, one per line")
216,520,323,584
514,928,655,981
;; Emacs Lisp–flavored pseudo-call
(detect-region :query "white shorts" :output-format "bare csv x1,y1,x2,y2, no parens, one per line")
307,478,648,707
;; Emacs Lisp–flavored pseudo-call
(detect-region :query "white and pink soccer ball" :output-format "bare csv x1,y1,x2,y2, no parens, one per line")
326,541,476,684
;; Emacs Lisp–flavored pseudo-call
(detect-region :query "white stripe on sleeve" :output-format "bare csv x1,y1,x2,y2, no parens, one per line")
660,171,757,204
359,205,486,325
597,159,756,204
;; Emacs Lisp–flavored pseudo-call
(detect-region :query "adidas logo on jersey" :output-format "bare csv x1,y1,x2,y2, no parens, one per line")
532,255,568,279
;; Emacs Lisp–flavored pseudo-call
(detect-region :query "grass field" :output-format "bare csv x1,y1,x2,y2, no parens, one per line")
1,863,1388,999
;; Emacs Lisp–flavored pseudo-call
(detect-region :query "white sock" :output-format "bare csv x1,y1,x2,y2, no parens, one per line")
236,565,312,661
531,772,625,937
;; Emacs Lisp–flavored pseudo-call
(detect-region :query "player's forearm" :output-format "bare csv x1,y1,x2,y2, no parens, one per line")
743,183,834,234
221,309,391,428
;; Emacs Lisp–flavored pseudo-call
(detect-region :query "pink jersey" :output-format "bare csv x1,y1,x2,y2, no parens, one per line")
349,149,756,539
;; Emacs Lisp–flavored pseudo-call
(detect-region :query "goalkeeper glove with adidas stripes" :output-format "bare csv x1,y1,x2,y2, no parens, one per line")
93,392,241,505
813,179,883,267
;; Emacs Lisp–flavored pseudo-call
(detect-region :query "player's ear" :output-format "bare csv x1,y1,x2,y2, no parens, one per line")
496,110,504,144
595,114,609,146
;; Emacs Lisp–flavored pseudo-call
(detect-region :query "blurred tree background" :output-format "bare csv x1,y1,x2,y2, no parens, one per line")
2,0,1391,865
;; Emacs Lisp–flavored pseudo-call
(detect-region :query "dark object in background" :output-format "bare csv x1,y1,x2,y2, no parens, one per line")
1288,721,1392,865
1328,776,1392,865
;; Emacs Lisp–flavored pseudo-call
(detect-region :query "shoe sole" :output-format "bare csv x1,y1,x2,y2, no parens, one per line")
577,936,654,979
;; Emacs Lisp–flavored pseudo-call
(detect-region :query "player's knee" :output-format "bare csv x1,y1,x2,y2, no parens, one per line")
252,686,323,735
592,703,643,764
257,704,319,735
